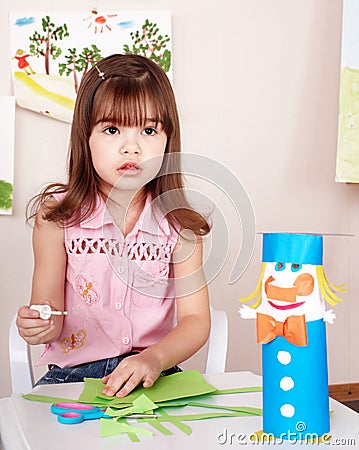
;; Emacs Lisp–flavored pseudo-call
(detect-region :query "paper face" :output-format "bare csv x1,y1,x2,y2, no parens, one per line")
258,262,325,322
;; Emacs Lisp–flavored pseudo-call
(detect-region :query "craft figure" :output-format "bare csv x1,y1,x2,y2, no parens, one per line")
239,232,345,440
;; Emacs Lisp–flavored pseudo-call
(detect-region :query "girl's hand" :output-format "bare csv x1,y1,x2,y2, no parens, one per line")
101,350,163,397
16,301,55,345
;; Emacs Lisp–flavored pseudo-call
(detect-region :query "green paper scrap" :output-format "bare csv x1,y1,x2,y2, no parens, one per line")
133,394,157,411
144,418,173,435
79,370,217,406
23,382,262,412
100,417,153,439
77,377,129,406
121,418,153,442
106,394,157,418
22,373,263,441
122,421,141,443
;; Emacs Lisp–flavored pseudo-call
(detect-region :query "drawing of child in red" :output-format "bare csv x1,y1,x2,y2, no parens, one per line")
13,49,35,75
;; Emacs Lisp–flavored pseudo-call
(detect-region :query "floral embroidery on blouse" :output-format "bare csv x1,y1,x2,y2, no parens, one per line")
60,329,87,354
76,274,100,306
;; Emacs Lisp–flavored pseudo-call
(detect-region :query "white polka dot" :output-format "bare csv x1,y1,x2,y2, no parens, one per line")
277,351,291,365
280,376,294,391
280,404,295,417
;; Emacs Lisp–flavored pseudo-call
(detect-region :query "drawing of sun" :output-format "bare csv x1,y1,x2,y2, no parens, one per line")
83,9,119,33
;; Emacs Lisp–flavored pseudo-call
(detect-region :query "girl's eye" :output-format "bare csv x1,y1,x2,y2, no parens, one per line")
275,262,286,271
291,263,302,272
143,127,156,136
104,127,118,135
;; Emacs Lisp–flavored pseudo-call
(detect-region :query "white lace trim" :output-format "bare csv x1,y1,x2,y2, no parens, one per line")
66,238,172,262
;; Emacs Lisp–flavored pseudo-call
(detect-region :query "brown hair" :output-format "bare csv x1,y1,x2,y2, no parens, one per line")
27,53,210,236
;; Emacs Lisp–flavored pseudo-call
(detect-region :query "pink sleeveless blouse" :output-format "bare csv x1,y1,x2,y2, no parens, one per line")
37,194,179,368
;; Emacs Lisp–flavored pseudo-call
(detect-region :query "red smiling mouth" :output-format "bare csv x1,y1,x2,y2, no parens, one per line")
268,301,305,310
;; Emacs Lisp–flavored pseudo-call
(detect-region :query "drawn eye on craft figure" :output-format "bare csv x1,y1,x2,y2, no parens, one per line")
60,330,87,354
76,275,100,306
83,9,119,33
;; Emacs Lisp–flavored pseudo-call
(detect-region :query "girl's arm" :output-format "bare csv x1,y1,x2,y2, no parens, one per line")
16,200,67,345
102,231,211,397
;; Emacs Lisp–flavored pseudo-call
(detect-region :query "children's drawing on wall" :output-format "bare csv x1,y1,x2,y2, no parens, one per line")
336,0,359,182
9,10,172,123
0,97,15,215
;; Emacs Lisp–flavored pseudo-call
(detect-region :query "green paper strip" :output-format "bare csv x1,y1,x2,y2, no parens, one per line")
120,418,151,442
187,401,262,415
213,386,262,394
23,393,122,410
23,394,78,404
141,418,173,435
156,399,190,407
154,387,262,408
157,408,192,435
151,406,262,423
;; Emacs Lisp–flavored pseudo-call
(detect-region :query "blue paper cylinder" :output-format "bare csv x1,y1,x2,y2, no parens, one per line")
262,319,330,439
262,233,323,266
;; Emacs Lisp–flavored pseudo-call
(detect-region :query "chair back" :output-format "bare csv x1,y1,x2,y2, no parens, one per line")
9,314,34,394
205,308,228,373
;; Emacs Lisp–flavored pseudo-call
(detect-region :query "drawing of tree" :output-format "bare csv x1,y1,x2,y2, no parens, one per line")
123,19,171,72
0,180,13,211
29,16,69,75
59,45,103,93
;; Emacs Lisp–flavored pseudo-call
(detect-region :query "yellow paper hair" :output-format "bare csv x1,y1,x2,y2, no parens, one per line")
239,262,266,309
316,265,346,306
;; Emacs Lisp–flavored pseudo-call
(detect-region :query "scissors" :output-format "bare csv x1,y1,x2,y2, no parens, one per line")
51,402,110,424
51,402,157,424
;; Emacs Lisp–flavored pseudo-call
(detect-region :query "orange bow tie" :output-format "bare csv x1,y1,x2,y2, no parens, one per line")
257,312,308,346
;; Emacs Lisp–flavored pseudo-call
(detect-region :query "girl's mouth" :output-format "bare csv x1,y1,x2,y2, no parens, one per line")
117,161,141,175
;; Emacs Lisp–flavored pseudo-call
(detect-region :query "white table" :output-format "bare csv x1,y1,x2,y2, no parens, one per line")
1,372,358,449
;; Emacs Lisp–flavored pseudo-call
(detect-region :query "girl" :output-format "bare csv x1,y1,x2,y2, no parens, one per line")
16,54,211,397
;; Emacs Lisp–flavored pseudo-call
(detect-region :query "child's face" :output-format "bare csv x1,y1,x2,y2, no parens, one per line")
89,112,167,195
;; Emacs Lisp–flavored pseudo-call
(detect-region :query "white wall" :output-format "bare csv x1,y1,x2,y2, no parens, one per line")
1,0,357,398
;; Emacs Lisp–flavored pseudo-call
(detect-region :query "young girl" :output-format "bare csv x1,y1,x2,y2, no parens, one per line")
16,53,211,398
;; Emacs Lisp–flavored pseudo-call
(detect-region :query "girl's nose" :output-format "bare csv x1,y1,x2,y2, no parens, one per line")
119,130,141,155
121,146,140,155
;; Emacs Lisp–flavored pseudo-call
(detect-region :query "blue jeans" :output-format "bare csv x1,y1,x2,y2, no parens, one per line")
35,353,181,386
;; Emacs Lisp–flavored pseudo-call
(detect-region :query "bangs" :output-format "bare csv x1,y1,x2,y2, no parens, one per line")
91,77,169,131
